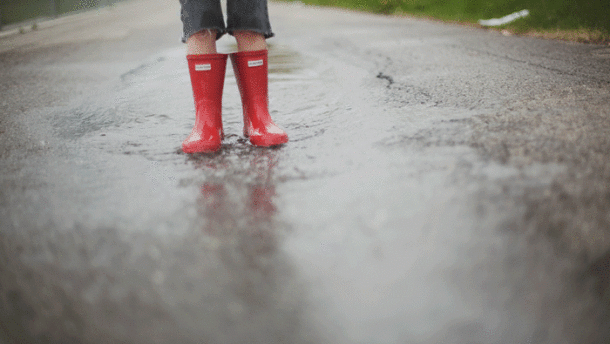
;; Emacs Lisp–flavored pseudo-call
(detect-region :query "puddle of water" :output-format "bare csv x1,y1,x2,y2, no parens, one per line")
268,44,305,75
7,21,605,343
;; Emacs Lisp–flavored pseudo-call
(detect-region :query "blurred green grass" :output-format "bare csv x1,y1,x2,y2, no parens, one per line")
0,0,121,27
286,0,609,43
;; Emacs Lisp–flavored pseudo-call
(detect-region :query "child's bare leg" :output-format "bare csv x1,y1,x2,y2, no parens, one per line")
233,30,267,52
187,30,218,55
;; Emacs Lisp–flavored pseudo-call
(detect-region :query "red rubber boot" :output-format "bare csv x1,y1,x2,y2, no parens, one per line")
182,53,228,153
230,50,289,147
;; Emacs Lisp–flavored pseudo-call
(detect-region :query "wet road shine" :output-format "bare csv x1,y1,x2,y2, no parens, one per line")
1,0,610,343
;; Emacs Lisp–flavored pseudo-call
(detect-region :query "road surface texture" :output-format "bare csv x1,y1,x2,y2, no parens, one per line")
1,0,610,343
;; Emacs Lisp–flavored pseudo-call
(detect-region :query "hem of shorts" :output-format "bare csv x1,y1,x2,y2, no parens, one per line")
226,28,274,39
181,27,228,43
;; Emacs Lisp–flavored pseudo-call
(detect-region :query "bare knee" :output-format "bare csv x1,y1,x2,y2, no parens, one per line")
233,30,267,52
186,30,218,55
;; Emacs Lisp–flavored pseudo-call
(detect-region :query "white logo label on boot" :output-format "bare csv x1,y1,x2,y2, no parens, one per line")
248,59,263,67
195,64,211,71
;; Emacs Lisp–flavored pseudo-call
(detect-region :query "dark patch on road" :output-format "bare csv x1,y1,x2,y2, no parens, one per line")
588,251,610,299
376,72,394,87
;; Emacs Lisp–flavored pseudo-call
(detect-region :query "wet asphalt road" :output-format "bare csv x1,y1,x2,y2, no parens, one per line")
2,0,610,343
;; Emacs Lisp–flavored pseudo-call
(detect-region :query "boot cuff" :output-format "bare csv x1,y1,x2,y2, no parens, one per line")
230,49,268,60
187,53,229,61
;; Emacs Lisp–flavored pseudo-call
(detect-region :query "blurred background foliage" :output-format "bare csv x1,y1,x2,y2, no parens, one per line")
0,0,123,27
286,0,609,39
1,0,608,42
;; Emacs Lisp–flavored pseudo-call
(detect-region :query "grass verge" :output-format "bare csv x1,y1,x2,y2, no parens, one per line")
284,0,610,44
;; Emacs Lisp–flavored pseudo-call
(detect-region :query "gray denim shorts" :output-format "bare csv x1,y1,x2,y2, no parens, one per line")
180,0,274,42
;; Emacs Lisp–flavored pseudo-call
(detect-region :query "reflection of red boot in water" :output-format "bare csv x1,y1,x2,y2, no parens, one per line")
249,185,277,219
182,54,228,153
230,50,288,147
200,183,226,210
199,183,229,236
